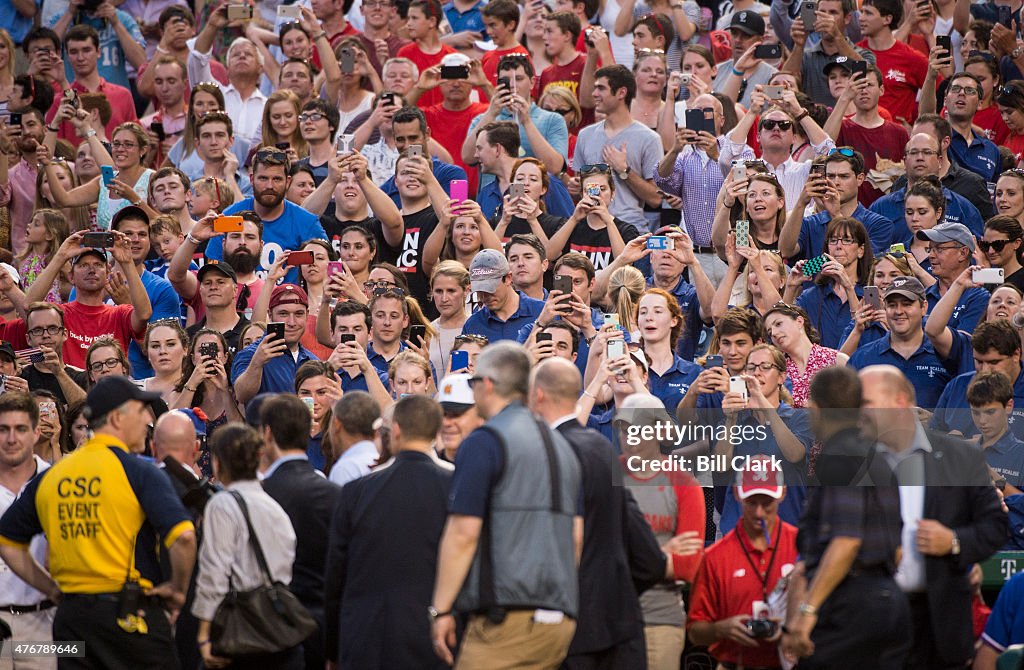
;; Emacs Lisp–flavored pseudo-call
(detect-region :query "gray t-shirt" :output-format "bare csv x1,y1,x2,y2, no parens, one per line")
572,120,664,232
712,59,778,109
626,475,687,627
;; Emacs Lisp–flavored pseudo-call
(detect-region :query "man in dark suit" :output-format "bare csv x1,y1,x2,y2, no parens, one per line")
529,357,667,669
259,393,343,670
858,365,1007,670
324,395,451,670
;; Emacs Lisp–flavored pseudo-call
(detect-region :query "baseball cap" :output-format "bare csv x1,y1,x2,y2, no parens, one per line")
437,373,475,411
269,284,309,310
197,261,238,284
469,249,510,294
111,205,150,230
729,10,766,36
823,55,855,76
884,276,926,302
915,222,977,251
0,341,15,363
440,52,472,68
85,375,162,420
71,248,107,266
173,408,208,436
735,455,785,499
0,263,19,284
244,393,275,428
614,393,674,430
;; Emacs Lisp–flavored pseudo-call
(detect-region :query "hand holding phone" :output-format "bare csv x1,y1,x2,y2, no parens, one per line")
286,250,315,266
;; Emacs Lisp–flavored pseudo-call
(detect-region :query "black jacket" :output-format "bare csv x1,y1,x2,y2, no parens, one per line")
557,420,665,658
323,451,451,669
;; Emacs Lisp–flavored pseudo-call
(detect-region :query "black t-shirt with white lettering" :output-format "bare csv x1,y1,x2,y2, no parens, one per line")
390,206,439,319
320,212,390,264
558,217,642,271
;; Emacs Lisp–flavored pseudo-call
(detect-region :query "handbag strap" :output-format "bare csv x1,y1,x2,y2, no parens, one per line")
228,490,274,585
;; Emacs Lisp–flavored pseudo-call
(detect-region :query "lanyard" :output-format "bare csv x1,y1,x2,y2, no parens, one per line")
737,520,782,601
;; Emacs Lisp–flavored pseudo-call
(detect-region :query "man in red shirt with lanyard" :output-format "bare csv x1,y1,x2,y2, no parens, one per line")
688,459,799,670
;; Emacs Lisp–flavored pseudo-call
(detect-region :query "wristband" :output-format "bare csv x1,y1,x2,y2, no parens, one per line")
794,111,809,123
155,46,170,54
313,31,328,41
197,640,210,647
184,384,197,393
46,125,59,133
732,67,743,77
85,129,97,138
186,232,201,245
582,389,597,399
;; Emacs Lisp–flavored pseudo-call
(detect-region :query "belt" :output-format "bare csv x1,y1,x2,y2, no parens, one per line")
693,246,715,254
0,599,55,614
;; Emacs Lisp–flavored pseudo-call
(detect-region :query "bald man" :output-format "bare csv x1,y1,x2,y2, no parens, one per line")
528,358,665,668
152,410,200,473
857,365,1005,670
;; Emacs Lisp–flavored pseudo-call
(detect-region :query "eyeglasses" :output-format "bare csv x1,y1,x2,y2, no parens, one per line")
363,280,398,291
581,163,611,175
467,375,492,388
906,149,939,157
454,334,489,346
949,84,980,97
111,141,137,150
759,119,793,131
1000,85,1021,97
980,239,1019,252
28,325,62,337
89,357,122,373
827,146,856,157
925,244,963,254
298,112,326,123
363,0,394,6
743,362,782,373
548,107,574,116
827,236,858,246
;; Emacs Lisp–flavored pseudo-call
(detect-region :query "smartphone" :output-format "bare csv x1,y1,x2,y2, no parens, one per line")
327,261,345,276
799,0,818,29
277,3,301,19
607,339,626,361
302,397,315,414
450,179,469,202
440,65,469,80
63,88,79,110
729,375,748,401
451,349,469,370
83,231,115,248
408,145,423,158
213,215,245,233
286,250,315,266
585,184,601,199
973,267,1005,284
936,34,952,56
685,108,707,135
889,242,906,254
803,254,828,276
101,165,116,186
863,286,881,310
340,47,355,73
735,219,750,248
732,161,747,183
603,312,620,328
647,236,675,251
199,342,218,359
336,133,354,154
150,121,165,141
226,4,253,20
410,324,427,343
267,322,286,341
549,274,572,297
340,333,356,344
536,332,553,343
275,141,290,151
9,112,21,127
381,91,397,107
705,354,724,368
850,59,868,77
754,44,783,60
810,162,826,178
999,3,1013,26
764,85,785,100
508,183,526,199
497,76,511,91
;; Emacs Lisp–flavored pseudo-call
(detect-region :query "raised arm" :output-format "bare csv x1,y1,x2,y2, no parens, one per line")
924,267,975,359
109,233,154,332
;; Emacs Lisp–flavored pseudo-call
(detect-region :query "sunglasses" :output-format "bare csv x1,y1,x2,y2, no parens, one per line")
454,333,489,346
581,163,611,175
759,119,793,131
827,146,856,157
255,147,289,164
979,239,1019,252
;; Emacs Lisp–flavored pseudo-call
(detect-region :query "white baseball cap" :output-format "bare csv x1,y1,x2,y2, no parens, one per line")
437,373,475,410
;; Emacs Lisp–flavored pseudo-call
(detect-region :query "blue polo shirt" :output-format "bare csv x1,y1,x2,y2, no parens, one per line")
517,307,606,379
839,318,887,352
982,571,1024,653
230,336,318,395
647,356,702,412
870,186,985,241
942,327,976,375
587,405,618,452
462,291,545,343
478,175,576,221
796,205,894,260
380,158,467,208
366,341,407,377
646,276,705,361
796,283,862,350
931,366,1024,437
925,283,988,334
985,431,1024,487
339,365,390,393
949,129,1001,184
847,332,956,408
443,0,486,34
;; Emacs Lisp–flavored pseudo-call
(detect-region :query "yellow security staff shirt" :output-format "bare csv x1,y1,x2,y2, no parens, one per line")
0,433,194,593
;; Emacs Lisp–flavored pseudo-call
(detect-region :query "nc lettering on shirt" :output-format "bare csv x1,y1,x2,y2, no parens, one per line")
398,229,421,272
55,476,102,541
568,244,612,271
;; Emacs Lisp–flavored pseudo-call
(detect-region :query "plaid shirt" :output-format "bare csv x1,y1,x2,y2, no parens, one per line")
654,137,752,248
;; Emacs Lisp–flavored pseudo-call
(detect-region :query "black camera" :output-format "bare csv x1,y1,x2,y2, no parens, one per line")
163,455,222,515
746,618,778,639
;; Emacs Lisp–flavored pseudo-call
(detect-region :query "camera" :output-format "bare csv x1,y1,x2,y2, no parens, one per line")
746,618,778,639
163,455,223,515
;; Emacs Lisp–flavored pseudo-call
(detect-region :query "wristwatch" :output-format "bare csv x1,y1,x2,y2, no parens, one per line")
950,531,961,555
1014,45,1024,60
428,606,451,620
617,165,631,180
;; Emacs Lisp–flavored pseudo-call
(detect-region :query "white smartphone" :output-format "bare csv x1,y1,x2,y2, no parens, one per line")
277,4,301,19
729,375,748,401
674,100,687,128
607,339,626,361
973,267,1005,284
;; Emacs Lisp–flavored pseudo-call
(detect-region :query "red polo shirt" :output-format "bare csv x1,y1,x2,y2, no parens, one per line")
687,520,799,668
46,78,139,148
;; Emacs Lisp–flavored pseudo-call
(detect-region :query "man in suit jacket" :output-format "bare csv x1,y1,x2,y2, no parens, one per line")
324,395,451,670
529,357,667,669
258,394,344,670
859,366,1007,669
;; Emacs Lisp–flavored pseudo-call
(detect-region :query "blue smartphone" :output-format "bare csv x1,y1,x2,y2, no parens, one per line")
101,165,116,186
451,349,469,370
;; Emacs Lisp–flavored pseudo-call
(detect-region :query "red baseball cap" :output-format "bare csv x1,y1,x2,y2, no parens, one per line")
735,455,784,499
269,284,308,310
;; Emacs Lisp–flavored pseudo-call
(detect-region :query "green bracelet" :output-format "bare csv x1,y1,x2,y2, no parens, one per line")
732,67,743,77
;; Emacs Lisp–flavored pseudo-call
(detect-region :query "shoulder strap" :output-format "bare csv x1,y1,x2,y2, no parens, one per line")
228,490,274,585
536,418,562,514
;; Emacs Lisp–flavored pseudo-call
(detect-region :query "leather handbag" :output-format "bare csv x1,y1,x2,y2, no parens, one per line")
210,491,317,657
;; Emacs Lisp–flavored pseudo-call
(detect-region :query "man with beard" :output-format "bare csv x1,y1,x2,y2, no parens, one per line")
205,148,328,285
168,210,266,318
0,107,47,255
148,167,195,235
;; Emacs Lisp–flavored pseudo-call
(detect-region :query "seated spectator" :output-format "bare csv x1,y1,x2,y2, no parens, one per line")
968,371,1024,494
762,302,849,408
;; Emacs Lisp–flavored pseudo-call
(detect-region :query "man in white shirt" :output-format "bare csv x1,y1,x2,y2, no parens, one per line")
327,391,382,487
187,5,267,146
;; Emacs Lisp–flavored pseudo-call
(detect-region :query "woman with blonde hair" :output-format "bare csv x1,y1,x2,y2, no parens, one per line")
712,171,787,254
538,85,582,158
607,265,646,338
711,232,786,321
492,157,563,245
257,89,308,162
388,350,435,398
36,159,91,232
0,29,16,115
429,261,471,375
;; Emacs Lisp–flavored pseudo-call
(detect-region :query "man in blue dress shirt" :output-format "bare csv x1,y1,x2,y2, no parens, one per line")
462,249,545,342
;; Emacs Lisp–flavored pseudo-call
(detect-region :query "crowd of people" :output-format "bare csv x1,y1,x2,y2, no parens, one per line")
0,0,1022,666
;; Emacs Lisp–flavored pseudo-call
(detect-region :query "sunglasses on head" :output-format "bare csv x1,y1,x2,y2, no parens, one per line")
979,238,1019,252
759,119,793,131
828,146,856,157
255,147,289,165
